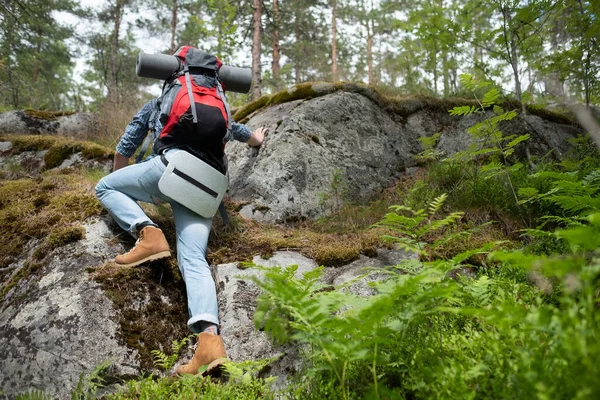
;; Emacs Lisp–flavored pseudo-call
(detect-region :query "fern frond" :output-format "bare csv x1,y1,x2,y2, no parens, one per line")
449,105,478,116
451,241,505,264
429,212,464,231
519,228,556,238
16,390,52,400
427,193,448,216
582,169,600,187
549,195,600,214
481,88,501,107
504,134,530,150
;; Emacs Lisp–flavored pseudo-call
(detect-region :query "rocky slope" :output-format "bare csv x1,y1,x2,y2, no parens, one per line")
0,84,585,398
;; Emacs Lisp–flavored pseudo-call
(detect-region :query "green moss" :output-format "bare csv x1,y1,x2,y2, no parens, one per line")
5,135,59,152
44,144,76,169
91,260,189,371
266,83,318,106
314,244,360,267
0,170,104,269
0,135,114,170
48,225,85,247
24,109,75,120
231,81,578,130
526,105,575,125
44,141,113,169
233,95,271,122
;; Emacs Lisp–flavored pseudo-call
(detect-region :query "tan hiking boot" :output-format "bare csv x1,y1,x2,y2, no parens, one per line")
114,226,171,267
176,332,228,376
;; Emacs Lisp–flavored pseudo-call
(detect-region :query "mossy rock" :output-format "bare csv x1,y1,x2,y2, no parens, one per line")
0,171,104,269
5,135,59,152
23,109,75,121
91,259,189,371
314,244,360,267
0,134,114,169
232,81,578,127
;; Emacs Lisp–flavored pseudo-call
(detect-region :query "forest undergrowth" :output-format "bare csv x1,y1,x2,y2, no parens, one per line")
14,77,600,400
244,76,600,399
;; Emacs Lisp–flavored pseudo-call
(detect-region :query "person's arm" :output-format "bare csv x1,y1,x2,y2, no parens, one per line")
113,100,158,170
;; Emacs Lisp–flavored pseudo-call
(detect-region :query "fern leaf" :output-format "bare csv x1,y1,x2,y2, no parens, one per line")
481,88,501,107
493,105,505,115
16,390,53,400
428,193,448,216
429,212,464,231
504,134,530,149
449,105,477,116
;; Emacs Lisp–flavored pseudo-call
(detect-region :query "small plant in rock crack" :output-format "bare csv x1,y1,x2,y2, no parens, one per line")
151,334,196,371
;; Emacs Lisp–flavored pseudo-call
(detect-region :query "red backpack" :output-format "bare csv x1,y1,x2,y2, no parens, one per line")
152,46,232,173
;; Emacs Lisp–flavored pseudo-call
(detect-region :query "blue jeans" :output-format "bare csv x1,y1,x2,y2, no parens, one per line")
95,149,218,331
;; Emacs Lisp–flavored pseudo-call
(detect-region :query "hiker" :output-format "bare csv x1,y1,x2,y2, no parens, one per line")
95,48,266,376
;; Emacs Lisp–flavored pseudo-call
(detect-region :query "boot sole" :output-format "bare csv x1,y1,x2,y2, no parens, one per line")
201,358,228,378
114,251,171,268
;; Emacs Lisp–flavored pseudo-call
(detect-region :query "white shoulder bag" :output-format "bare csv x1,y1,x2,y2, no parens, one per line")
158,151,228,218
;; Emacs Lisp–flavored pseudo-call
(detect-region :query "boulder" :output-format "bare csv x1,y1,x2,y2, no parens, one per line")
215,249,417,389
227,87,583,223
0,218,138,400
0,138,112,178
0,110,98,137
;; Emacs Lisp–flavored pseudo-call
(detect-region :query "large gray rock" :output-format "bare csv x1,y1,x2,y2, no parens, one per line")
227,91,424,223
0,110,98,137
0,218,138,400
227,91,583,223
216,251,318,389
215,249,416,389
436,112,582,159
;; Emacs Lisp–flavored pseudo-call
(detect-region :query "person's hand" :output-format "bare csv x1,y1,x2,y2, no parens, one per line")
248,126,268,147
113,152,130,172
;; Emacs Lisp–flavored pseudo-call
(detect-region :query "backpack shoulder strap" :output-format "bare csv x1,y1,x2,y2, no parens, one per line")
183,66,198,124
216,77,232,143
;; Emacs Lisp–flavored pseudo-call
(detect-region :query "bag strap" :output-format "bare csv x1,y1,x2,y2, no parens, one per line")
215,76,232,143
183,66,198,124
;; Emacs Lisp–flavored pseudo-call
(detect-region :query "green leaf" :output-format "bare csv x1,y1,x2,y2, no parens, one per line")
482,88,501,107
504,134,530,149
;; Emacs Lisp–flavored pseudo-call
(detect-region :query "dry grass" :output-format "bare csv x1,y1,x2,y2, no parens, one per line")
91,98,149,149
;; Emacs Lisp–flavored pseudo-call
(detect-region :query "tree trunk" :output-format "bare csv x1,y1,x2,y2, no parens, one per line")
294,5,301,84
170,0,178,54
272,0,281,89
545,18,565,99
439,0,449,96
432,39,438,95
108,0,124,102
331,0,338,82
251,0,262,100
367,20,373,85
502,4,526,114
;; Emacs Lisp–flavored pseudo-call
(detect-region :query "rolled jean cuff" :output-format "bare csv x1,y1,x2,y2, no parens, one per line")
188,314,219,333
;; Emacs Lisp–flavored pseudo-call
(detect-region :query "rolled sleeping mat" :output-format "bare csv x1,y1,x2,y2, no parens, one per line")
136,52,181,80
218,65,252,94
136,51,253,94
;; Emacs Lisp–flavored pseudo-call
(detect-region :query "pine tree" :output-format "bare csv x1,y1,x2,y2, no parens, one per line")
0,0,79,110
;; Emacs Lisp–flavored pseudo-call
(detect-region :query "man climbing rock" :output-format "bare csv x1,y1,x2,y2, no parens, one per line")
95,46,266,376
